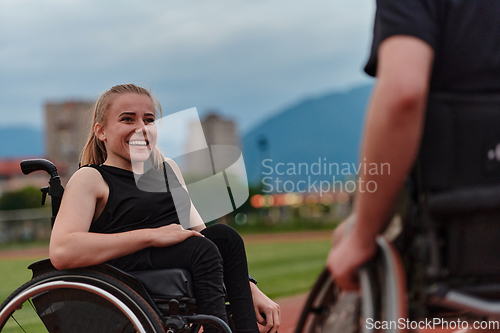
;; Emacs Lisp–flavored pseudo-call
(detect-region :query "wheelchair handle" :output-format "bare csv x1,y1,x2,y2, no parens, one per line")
21,159,59,178
20,159,64,227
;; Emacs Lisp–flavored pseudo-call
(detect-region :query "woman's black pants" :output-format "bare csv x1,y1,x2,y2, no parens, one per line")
109,224,259,333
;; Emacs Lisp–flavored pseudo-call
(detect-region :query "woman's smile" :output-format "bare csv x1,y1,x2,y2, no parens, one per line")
128,140,149,147
128,129,154,154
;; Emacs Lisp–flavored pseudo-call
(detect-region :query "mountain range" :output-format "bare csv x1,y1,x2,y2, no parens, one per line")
0,127,44,159
242,84,373,186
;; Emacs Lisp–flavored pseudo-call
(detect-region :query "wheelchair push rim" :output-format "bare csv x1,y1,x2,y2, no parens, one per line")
0,269,165,333
295,268,340,333
0,281,147,333
294,236,408,333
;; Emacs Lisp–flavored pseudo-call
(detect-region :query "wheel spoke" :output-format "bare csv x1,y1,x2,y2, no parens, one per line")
27,300,36,313
1,299,48,333
9,315,28,333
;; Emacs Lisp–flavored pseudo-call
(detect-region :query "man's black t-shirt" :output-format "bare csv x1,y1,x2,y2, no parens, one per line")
364,0,500,93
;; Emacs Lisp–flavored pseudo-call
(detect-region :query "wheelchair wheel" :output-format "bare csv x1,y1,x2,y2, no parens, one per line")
0,268,165,333
294,268,338,333
295,237,407,333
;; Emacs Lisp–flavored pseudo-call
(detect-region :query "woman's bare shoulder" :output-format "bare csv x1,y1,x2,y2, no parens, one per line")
68,166,102,182
65,166,107,197
163,157,178,167
163,157,182,174
163,158,186,186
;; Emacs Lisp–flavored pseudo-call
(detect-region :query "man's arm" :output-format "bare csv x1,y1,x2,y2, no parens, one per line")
326,35,434,290
354,35,434,244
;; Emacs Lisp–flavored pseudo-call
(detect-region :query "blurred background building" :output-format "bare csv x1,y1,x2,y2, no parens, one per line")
0,100,92,244
183,112,241,178
45,100,93,178
201,112,240,148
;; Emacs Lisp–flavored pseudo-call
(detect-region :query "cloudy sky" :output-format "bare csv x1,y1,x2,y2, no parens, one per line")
1,0,375,133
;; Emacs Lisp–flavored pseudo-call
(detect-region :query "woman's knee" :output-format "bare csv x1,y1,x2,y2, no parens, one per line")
203,224,243,245
186,235,223,261
202,224,246,259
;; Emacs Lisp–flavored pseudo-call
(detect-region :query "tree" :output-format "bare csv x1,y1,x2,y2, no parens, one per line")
0,186,43,210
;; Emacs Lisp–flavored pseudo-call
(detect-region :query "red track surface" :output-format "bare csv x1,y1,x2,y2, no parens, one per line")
0,246,49,260
276,293,307,333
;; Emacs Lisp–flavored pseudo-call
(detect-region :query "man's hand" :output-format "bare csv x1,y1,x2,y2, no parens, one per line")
332,214,356,247
250,282,280,333
326,231,377,291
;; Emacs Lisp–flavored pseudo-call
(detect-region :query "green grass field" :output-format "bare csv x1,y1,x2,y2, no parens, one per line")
246,240,331,299
0,258,46,333
0,258,39,307
0,239,330,331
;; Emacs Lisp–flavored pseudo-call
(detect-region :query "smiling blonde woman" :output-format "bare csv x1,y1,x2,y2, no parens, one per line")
49,84,280,333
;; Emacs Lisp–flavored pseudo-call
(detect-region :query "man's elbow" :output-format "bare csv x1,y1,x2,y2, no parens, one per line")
394,84,427,113
375,80,428,123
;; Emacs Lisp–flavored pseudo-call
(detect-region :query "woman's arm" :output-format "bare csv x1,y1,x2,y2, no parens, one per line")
49,167,202,270
250,283,281,333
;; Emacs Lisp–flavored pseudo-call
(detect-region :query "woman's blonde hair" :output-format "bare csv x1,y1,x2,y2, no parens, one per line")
80,84,165,169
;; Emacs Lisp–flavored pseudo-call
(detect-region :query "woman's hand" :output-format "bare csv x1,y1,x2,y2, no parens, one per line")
250,283,280,333
150,224,203,247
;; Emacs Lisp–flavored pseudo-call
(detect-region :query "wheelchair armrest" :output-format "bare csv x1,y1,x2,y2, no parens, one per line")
427,184,500,216
428,286,500,316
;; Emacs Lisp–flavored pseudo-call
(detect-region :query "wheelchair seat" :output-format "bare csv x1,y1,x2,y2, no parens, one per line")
409,92,500,318
128,269,197,316
29,258,197,314
129,269,195,301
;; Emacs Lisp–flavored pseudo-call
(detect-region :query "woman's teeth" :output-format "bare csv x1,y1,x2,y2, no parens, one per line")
129,140,148,146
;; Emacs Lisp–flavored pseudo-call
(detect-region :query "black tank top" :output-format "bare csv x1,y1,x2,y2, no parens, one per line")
85,163,191,234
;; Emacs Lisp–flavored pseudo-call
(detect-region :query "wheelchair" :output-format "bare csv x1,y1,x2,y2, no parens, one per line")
0,159,232,333
296,93,500,333
295,235,406,333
